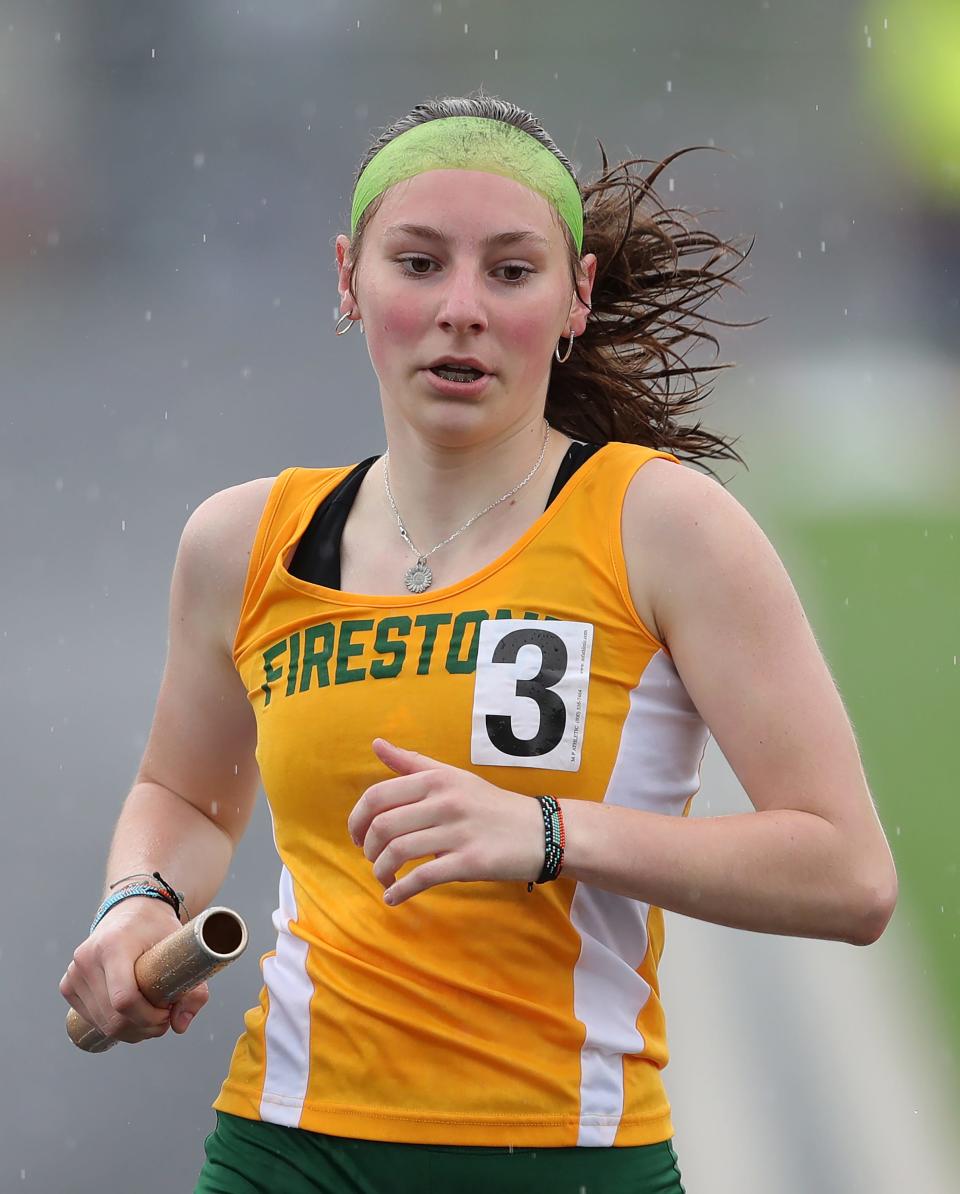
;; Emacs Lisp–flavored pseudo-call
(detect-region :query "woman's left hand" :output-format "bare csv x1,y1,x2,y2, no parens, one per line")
347,738,544,906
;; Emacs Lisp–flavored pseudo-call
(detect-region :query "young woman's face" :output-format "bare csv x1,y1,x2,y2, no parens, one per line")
335,169,595,443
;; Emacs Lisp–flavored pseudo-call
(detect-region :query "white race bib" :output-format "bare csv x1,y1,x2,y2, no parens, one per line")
470,619,594,771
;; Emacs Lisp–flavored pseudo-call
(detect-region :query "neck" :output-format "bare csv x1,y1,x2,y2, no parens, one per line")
377,416,572,552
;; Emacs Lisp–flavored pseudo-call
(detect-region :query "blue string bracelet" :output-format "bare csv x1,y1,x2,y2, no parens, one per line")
90,886,174,934
89,871,188,935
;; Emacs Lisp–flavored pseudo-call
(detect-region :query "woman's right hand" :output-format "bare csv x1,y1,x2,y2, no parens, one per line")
60,897,210,1044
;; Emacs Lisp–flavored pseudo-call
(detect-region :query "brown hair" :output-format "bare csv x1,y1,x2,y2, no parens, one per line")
348,92,762,478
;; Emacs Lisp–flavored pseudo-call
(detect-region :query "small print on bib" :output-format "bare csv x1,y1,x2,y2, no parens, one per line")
470,619,594,771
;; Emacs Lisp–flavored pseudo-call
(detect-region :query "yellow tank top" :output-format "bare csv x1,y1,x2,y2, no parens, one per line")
213,440,710,1147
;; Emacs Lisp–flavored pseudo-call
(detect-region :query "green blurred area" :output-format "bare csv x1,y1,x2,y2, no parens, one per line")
788,512,959,1048
861,0,960,202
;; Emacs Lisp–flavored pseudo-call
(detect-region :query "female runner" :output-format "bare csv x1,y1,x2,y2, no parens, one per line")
60,93,898,1194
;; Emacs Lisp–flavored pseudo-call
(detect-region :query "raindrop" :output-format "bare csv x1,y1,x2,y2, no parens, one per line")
151,47,156,59
164,410,168,420
464,22,469,33
203,233,207,243
273,297,281,308
797,249,803,259
54,30,61,41
193,152,206,169
820,241,826,252
668,178,674,192
494,49,498,60
778,200,784,209
883,17,888,29
241,367,252,380
55,477,64,492
181,359,189,369
895,826,901,835
844,596,849,606
145,310,152,322
843,307,848,315
211,801,219,815
666,80,672,92
20,1169,26,1180
433,1,442,13
121,519,126,531
234,764,239,775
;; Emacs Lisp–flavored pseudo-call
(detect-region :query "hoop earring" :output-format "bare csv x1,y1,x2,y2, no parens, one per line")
335,312,365,336
555,330,575,363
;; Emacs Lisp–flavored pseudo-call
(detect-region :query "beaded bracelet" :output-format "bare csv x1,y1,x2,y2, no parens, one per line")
527,795,565,892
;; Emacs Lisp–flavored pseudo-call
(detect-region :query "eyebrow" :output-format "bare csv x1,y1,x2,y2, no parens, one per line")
381,223,551,250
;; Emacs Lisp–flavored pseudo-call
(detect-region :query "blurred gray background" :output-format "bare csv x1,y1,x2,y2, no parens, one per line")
3,1,958,1190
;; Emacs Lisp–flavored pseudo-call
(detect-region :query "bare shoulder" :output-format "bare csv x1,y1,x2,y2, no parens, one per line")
621,457,765,646
621,453,898,924
178,475,278,653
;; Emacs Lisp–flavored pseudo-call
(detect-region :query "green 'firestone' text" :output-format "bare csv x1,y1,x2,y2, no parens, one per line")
260,608,557,705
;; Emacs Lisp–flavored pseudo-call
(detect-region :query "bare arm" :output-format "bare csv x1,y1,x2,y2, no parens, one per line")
559,461,898,946
60,478,272,1041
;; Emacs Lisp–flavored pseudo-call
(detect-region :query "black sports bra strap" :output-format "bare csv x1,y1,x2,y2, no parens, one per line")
288,440,603,590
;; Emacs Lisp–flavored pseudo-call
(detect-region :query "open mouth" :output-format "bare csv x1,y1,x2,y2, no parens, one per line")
429,365,487,383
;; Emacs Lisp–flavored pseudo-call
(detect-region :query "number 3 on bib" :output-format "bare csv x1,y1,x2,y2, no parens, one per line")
470,619,594,771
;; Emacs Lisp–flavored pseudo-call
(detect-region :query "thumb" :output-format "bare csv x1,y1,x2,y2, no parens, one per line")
372,737,441,775
171,981,209,1034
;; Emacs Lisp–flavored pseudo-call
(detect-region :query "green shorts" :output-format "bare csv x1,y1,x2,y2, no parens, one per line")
195,1110,685,1194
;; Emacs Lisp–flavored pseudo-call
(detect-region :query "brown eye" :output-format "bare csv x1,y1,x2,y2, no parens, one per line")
398,256,434,276
496,265,533,286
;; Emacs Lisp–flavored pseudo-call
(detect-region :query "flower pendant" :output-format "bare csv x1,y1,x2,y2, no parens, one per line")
404,559,433,593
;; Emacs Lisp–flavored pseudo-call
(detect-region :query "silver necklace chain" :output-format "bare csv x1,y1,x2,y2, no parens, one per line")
382,418,551,593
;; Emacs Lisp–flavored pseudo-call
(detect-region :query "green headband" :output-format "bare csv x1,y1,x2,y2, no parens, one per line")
350,116,584,253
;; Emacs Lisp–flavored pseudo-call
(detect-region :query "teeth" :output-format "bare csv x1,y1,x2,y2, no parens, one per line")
433,366,483,381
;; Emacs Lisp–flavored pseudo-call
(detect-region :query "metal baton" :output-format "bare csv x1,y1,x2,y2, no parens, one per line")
65,906,248,1053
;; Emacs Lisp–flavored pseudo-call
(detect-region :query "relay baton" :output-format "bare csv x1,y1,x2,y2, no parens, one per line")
65,906,248,1053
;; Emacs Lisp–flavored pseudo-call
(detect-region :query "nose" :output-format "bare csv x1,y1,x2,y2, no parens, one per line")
435,264,488,335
